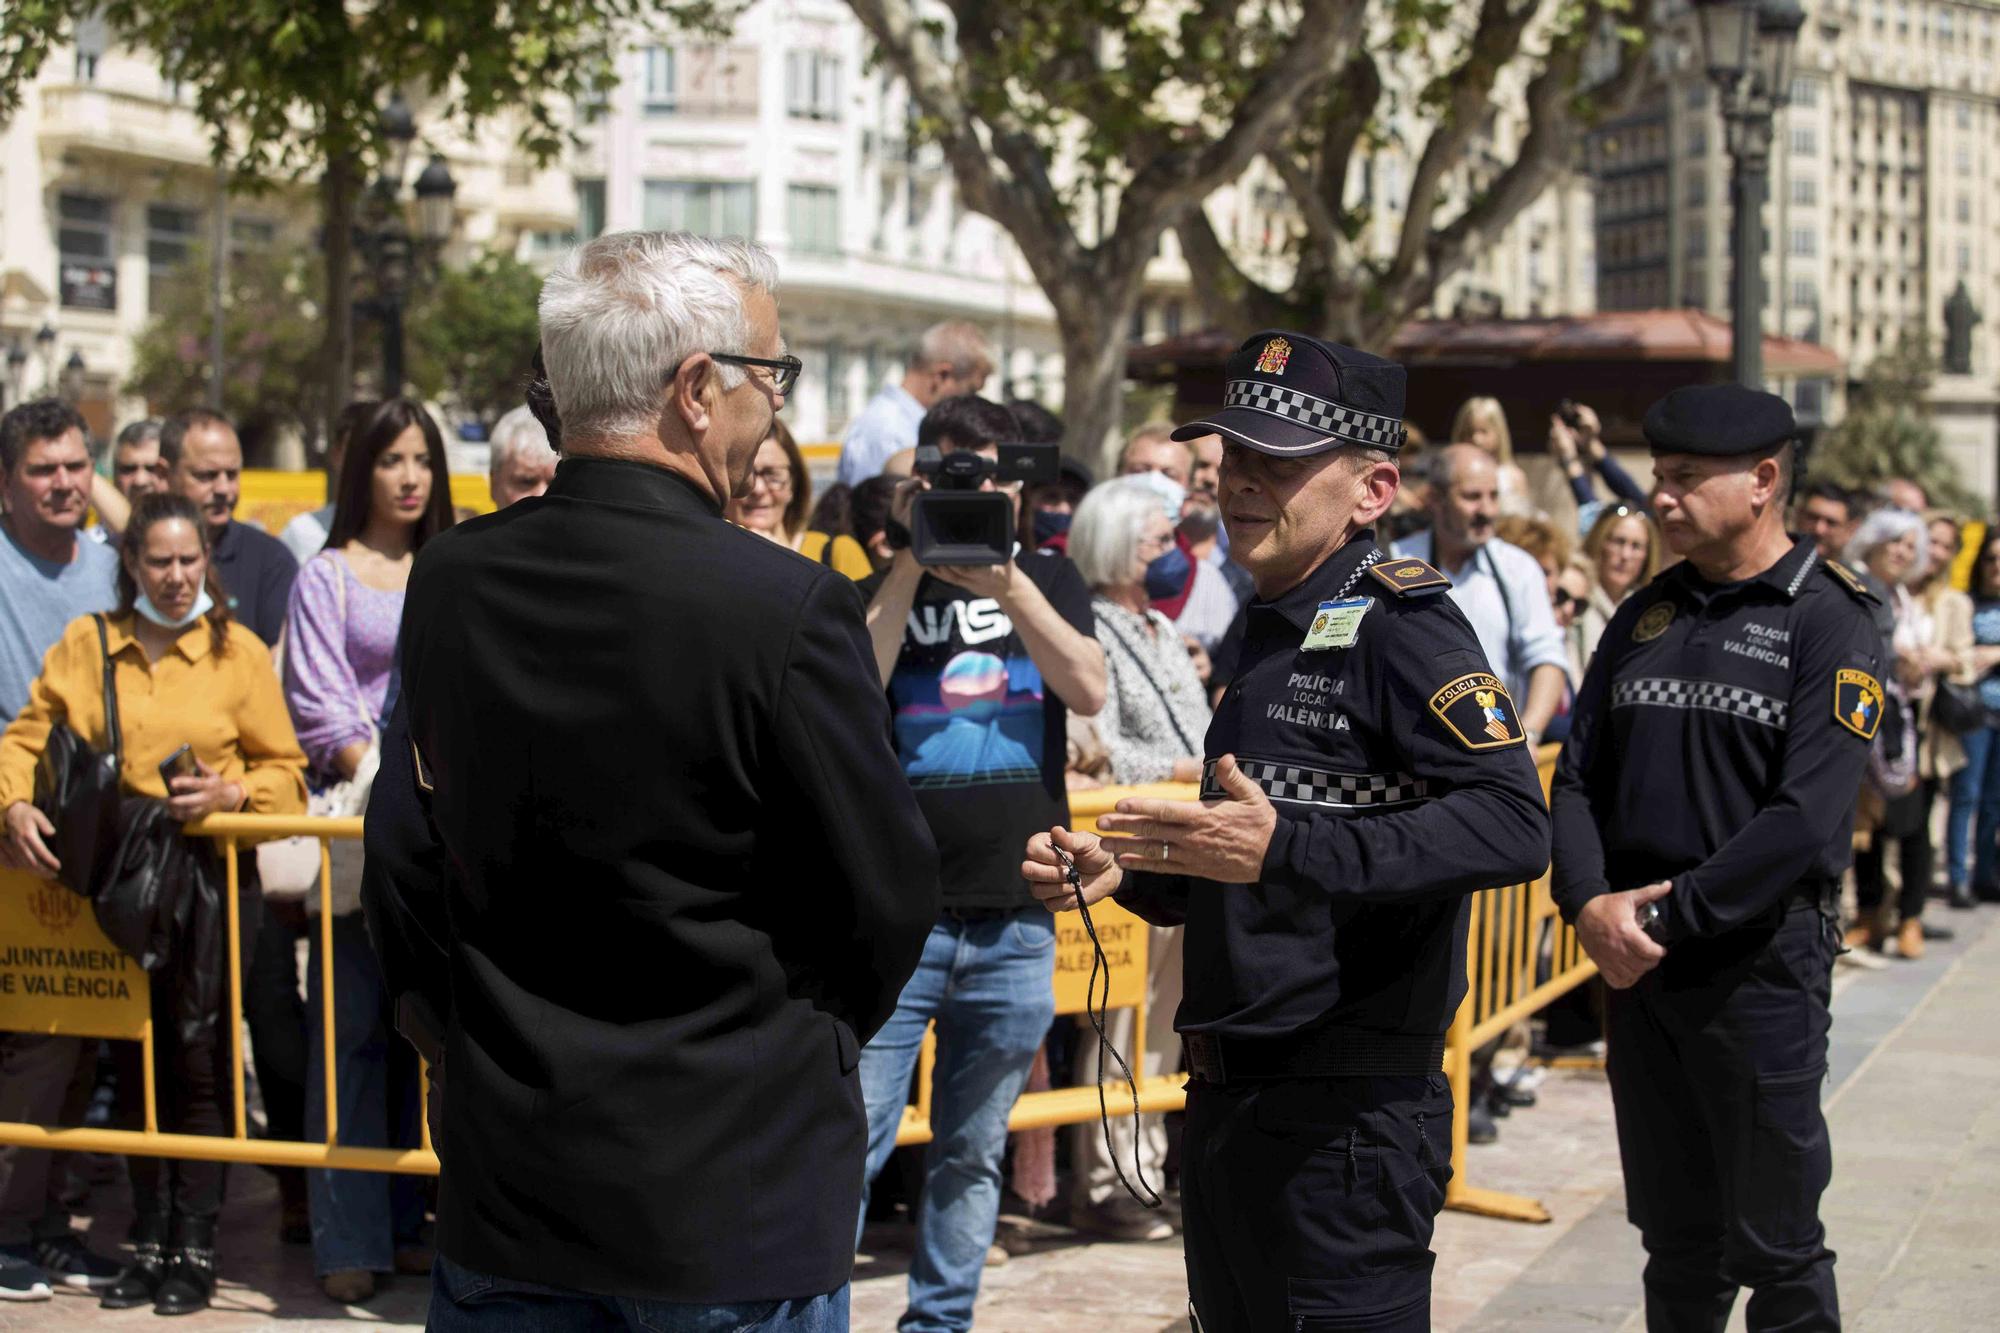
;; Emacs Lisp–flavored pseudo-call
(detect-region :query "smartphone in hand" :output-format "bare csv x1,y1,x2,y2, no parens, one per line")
158,744,198,790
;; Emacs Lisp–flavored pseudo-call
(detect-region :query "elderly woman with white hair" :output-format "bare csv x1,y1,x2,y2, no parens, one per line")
1844,506,1957,959
486,404,559,508
1060,475,1210,1241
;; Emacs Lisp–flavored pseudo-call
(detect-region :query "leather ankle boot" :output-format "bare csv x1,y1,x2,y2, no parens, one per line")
153,1216,216,1316
1897,917,1926,961
99,1214,167,1309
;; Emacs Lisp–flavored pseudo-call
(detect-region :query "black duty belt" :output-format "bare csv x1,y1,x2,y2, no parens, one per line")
1182,1028,1445,1084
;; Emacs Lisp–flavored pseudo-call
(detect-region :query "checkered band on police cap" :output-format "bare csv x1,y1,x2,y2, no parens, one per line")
1171,330,1408,458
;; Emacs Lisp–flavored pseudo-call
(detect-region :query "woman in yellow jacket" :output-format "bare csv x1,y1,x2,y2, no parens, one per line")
0,492,306,1315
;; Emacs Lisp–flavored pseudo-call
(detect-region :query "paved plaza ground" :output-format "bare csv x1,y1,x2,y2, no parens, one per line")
8,905,1997,1332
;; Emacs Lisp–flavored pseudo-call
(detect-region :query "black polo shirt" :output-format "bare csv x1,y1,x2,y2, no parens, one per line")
209,518,298,647
1116,531,1550,1041
1551,535,1881,954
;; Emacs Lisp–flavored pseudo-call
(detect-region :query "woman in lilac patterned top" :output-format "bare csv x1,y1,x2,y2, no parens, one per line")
279,398,455,1307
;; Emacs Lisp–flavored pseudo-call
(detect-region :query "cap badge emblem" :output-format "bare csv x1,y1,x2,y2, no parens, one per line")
1394,566,1422,579
1254,337,1293,376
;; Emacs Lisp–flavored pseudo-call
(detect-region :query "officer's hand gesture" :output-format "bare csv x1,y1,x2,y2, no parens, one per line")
1576,881,1673,989
1022,826,1123,913
1094,754,1277,884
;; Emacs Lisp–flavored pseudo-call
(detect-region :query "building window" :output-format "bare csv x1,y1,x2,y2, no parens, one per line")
1687,82,1708,109
642,180,755,237
1791,125,1816,156
1790,176,1818,206
787,185,839,255
1959,194,1973,222
643,47,676,115
826,340,848,424
1685,224,1706,258
1686,173,1707,206
73,17,104,82
1957,102,1974,130
786,51,842,121
58,192,116,311
672,45,760,116
575,179,606,240
1959,242,1973,273
1790,77,1818,107
1688,124,1707,156
1957,144,1973,175
146,204,201,311
1129,302,1148,342
1164,300,1184,338
229,217,276,252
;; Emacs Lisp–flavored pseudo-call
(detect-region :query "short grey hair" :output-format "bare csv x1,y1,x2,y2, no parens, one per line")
1070,476,1170,590
488,406,558,480
1844,505,1928,581
1428,441,1495,493
913,321,993,378
538,231,780,443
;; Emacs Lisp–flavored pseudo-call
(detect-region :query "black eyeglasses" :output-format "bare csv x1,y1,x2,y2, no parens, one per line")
711,353,802,396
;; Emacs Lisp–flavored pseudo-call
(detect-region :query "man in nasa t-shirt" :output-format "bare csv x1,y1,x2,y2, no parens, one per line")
856,392,1103,1331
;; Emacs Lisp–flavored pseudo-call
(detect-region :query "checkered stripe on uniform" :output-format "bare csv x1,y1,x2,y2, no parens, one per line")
1204,759,1431,808
1611,676,1790,730
1224,380,1405,452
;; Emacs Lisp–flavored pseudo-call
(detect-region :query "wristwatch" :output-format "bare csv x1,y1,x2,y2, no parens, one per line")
1636,900,1670,946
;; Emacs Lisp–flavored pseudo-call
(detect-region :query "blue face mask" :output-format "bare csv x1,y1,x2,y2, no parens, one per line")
1032,510,1072,545
134,587,215,631
1144,546,1193,601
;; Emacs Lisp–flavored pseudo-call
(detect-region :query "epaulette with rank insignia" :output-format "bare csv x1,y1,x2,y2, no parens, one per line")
1822,559,1883,606
1368,556,1452,597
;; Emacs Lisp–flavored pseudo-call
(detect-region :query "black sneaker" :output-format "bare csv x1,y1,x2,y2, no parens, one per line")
33,1234,122,1290
0,1244,54,1302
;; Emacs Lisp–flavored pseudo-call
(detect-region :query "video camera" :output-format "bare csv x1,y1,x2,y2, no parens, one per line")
908,441,1061,566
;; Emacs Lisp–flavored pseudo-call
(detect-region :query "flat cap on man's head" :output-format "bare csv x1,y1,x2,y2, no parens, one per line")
1171,330,1407,458
1643,383,1797,457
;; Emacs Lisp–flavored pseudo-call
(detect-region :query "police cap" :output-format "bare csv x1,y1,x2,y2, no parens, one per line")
1642,383,1797,457
1171,330,1407,458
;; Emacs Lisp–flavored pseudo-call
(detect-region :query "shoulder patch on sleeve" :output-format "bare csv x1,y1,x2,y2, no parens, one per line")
1369,557,1453,597
1428,673,1527,750
1823,559,1883,605
1834,669,1884,740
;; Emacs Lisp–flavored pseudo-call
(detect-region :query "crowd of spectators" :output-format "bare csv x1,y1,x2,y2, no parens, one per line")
0,333,1994,1316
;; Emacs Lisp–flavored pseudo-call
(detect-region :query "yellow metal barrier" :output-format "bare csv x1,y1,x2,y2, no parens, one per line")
0,754,1590,1223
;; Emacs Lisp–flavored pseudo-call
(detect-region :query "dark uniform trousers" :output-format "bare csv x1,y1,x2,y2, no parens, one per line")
1606,901,1839,1333
1183,1074,1453,1332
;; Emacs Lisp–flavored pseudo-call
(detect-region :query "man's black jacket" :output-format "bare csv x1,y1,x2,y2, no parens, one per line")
361,457,938,1303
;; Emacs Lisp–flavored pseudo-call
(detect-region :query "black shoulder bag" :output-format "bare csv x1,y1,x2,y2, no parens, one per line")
32,615,125,900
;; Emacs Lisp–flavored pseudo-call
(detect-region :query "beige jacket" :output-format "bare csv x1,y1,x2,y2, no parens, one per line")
1924,586,1975,781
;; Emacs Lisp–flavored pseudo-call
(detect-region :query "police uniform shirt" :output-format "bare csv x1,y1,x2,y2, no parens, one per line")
1115,533,1550,1041
1550,535,1882,946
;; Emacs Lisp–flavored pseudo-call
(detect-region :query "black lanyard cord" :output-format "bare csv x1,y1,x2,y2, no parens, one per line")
1057,847,1163,1210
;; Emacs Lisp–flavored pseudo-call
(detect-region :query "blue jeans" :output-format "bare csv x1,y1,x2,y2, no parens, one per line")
856,911,1056,1333
1947,724,2000,890
305,911,427,1275
428,1254,847,1332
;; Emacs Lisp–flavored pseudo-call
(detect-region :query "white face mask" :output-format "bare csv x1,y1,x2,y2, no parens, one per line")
134,586,215,631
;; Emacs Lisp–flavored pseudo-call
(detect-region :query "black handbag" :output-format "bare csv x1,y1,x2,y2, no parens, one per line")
1931,676,1988,735
31,615,124,900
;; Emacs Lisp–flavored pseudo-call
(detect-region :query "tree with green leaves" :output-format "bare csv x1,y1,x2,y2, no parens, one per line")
1178,0,1658,349
1808,333,1979,513
846,0,1659,461
406,249,545,430
0,0,725,445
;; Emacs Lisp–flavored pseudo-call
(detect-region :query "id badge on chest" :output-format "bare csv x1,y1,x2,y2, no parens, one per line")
1302,597,1370,651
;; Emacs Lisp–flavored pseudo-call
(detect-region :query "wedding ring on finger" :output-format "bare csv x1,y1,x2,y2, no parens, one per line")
1156,840,1171,861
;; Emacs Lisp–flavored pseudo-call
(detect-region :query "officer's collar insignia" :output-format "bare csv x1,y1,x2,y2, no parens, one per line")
1834,669,1885,740
1823,559,1882,604
1428,673,1526,751
1367,557,1451,597
1632,601,1676,643
1254,336,1293,376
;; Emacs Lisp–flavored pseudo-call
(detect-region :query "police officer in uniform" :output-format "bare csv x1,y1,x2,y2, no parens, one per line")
1021,332,1549,1332
1551,384,1879,1331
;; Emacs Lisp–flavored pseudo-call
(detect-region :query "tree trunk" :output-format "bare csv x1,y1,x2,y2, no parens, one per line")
318,148,358,463
1054,285,1146,478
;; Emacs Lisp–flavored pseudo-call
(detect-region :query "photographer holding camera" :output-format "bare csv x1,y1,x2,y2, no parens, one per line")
858,393,1105,1333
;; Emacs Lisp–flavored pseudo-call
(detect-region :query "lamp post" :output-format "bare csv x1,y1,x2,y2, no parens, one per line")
360,92,457,397
4,340,26,409
1695,0,1806,389
34,322,57,395
59,350,87,404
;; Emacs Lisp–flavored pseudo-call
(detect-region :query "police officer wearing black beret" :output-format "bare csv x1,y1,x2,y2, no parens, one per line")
1021,332,1550,1332
1551,383,1880,1331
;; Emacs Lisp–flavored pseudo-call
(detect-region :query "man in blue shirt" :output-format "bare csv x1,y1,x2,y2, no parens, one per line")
836,322,994,486
160,409,296,647
0,398,123,1299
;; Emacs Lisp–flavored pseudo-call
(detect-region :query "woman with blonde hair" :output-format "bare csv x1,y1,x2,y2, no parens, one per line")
1451,396,1531,516
724,417,872,578
1578,504,1663,660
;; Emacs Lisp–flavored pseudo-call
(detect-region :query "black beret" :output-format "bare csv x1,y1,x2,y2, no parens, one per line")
1643,383,1797,457
1172,330,1407,457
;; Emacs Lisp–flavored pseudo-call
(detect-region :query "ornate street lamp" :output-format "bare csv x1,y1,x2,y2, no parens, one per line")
4,340,27,408
60,349,87,404
1696,0,1806,389
360,95,458,396
34,321,57,393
